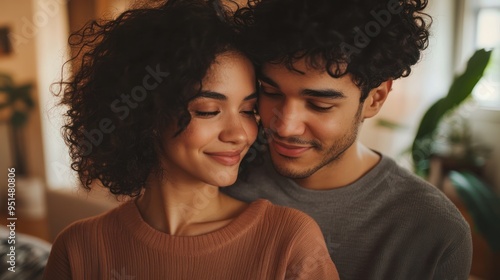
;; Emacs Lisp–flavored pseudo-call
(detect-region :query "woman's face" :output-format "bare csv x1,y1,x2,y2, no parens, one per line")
161,52,258,187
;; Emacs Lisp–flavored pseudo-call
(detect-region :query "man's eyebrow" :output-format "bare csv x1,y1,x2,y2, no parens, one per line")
259,74,346,99
258,74,279,88
301,89,347,99
195,91,227,100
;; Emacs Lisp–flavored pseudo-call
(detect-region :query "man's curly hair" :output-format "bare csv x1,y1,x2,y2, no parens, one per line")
58,0,241,196
233,0,431,99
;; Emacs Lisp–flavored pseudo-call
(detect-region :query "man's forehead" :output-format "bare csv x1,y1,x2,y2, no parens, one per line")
261,57,348,77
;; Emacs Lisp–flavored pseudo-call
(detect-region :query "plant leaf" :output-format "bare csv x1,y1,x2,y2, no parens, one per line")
376,119,408,130
449,171,500,252
10,111,29,128
412,49,492,175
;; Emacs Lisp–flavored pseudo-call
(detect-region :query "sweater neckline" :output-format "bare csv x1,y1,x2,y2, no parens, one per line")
265,152,396,202
117,198,269,256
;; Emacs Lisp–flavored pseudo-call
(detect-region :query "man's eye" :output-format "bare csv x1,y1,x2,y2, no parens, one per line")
194,111,220,117
308,102,334,112
260,90,282,98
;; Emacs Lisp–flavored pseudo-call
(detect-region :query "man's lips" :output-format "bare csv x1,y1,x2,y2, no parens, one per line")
205,150,243,166
271,140,311,157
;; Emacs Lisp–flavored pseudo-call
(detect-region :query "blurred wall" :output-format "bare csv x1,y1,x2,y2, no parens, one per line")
469,109,500,194
0,2,75,229
0,0,47,197
359,0,500,194
1,0,498,238
0,0,139,191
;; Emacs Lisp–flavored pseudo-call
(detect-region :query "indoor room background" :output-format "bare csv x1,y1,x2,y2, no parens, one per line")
0,0,499,279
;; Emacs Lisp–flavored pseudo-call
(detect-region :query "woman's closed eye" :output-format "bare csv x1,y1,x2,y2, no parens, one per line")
192,106,256,118
241,108,257,117
194,110,220,117
240,100,256,115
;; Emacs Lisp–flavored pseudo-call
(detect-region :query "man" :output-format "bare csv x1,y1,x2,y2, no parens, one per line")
223,0,473,279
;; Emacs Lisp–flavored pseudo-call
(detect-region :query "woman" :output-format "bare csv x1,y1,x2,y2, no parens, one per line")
43,0,339,279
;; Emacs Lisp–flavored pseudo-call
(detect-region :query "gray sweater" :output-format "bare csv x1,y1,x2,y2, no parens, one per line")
223,154,472,280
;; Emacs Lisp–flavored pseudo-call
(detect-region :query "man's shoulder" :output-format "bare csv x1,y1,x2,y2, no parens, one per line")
224,162,286,202
377,157,470,233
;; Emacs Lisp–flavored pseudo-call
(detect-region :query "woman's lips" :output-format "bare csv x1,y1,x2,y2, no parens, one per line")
205,151,242,166
271,140,311,157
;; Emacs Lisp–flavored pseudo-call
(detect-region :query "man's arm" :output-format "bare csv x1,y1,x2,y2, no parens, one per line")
434,229,472,280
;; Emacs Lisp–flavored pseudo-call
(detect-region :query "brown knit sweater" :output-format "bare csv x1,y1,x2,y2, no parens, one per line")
43,199,339,279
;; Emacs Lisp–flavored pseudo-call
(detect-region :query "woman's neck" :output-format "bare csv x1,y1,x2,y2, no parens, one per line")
135,174,247,236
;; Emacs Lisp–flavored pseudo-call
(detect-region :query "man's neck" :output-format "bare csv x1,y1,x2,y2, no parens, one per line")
294,143,381,190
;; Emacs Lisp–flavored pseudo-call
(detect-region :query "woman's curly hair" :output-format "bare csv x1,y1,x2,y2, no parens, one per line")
58,0,242,196
233,0,431,99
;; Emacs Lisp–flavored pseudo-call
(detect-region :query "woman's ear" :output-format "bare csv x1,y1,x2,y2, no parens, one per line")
362,80,392,119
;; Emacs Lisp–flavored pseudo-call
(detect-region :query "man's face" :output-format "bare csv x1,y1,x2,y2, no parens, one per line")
258,59,367,180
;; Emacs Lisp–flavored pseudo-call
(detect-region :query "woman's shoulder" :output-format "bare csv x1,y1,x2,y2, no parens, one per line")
53,200,131,244
257,199,318,227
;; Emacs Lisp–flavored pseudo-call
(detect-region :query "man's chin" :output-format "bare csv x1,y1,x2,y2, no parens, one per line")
269,153,315,179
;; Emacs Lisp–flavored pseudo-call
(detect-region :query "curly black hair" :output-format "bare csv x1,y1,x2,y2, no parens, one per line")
58,0,243,196
233,0,431,99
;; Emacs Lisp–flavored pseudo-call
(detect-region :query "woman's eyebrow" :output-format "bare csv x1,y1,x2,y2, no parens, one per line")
193,91,258,101
196,91,227,100
244,92,258,100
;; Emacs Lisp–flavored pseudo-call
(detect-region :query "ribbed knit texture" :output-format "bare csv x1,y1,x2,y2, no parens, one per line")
43,199,339,280
223,154,473,280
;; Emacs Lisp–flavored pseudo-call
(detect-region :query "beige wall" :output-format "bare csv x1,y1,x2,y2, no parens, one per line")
0,0,45,184
360,0,500,195
2,1,498,222
360,0,456,161
469,109,500,194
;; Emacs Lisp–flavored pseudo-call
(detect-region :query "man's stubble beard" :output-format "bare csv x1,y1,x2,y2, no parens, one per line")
269,103,364,179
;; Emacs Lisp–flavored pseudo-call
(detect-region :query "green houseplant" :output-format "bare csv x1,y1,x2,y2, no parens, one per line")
378,49,500,251
411,49,492,177
0,73,35,175
449,171,500,251
410,49,500,252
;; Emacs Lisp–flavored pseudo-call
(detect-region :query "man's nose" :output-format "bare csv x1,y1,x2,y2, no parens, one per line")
268,101,306,138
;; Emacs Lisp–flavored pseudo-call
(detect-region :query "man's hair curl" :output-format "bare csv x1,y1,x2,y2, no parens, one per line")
233,0,431,99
